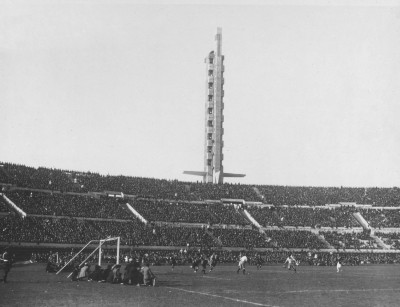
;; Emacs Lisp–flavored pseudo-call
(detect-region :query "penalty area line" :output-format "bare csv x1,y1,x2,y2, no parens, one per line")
279,288,400,294
166,286,279,307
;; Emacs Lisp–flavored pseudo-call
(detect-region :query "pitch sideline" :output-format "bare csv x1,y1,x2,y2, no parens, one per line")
166,286,279,307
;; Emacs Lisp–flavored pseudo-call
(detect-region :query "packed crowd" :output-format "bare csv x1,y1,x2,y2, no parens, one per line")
375,232,400,249
1,162,400,255
211,228,267,249
0,214,328,249
1,216,99,244
210,228,327,249
0,163,257,201
2,162,400,206
5,190,131,219
9,189,400,231
132,199,249,225
256,185,400,207
0,199,10,213
132,200,216,224
247,206,359,228
256,185,366,206
209,203,249,225
2,197,400,252
263,229,327,249
321,231,376,250
358,209,400,228
0,216,217,247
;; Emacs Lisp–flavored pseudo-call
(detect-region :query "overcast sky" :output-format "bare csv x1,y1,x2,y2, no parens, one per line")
1,0,400,188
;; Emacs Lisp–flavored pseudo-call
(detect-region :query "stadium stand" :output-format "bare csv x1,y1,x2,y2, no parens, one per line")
1,162,400,265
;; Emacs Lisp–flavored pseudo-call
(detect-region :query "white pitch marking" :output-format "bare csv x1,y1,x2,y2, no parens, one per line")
280,288,400,294
166,287,279,307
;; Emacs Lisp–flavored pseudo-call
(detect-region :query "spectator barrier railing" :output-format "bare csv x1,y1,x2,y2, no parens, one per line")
1,193,26,218
125,203,147,224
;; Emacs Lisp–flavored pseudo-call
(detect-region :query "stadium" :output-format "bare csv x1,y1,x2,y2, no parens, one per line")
2,2,400,307
1,163,400,306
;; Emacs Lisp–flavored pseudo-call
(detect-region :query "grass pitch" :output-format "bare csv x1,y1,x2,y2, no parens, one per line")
1,263,400,306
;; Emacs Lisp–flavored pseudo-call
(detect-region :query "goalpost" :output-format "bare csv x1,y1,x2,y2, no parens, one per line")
56,236,120,276
97,236,121,266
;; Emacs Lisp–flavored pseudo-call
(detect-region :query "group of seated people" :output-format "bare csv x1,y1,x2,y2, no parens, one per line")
40,250,156,286
71,260,156,286
2,162,400,206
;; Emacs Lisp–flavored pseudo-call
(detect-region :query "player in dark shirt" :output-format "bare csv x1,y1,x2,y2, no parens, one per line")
1,247,13,283
256,254,263,270
170,256,177,271
201,256,208,275
191,256,201,273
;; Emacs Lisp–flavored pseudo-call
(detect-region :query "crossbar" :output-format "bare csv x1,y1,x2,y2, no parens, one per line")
56,237,121,276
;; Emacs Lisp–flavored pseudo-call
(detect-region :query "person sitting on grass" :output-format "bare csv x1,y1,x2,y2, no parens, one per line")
122,258,136,285
141,262,156,287
104,264,114,283
77,263,90,281
131,260,144,286
46,251,59,273
111,264,122,284
88,265,102,281
70,264,80,281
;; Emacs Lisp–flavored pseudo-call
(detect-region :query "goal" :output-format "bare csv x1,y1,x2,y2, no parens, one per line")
56,236,120,276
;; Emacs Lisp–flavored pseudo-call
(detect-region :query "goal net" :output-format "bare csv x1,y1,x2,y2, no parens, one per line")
56,236,120,276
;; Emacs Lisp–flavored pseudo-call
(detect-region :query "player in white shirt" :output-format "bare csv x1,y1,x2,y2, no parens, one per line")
336,256,342,273
209,253,218,272
236,254,248,275
283,254,297,273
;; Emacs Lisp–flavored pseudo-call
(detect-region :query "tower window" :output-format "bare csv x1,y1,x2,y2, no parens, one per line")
207,133,212,140
209,58,213,64
208,108,213,114
208,70,213,76
208,95,213,102
207,146,212,153
208,120,213,127
207,159,212,166
208,82,213,89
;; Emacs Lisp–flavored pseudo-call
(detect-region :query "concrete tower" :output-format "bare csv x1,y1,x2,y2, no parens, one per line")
184,28,245,184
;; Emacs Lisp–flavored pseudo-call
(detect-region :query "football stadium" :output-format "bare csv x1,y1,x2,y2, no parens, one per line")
1,163,400,306
2,1,400,306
